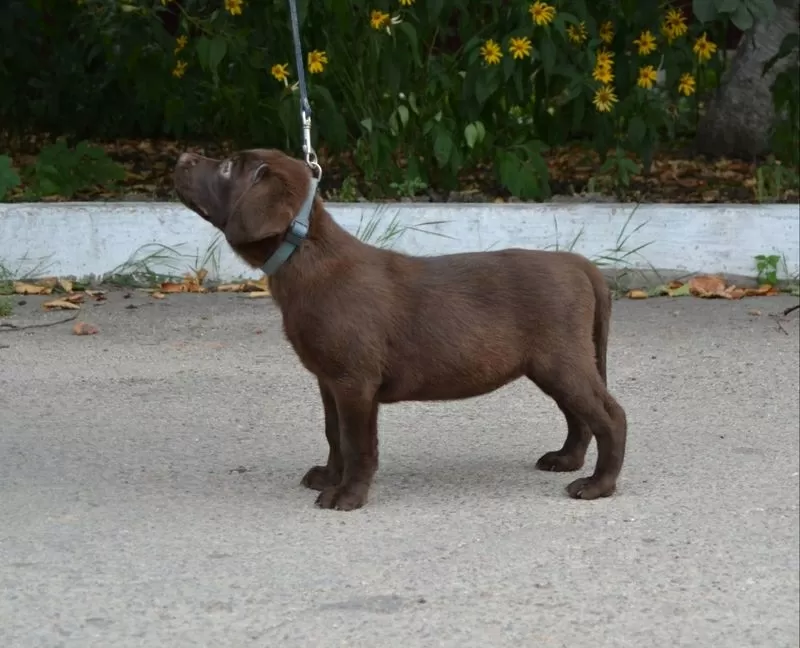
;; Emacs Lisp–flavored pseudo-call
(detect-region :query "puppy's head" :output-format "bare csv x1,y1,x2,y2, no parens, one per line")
173,148,312,247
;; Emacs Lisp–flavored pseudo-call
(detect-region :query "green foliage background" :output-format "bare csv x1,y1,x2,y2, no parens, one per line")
0,0,797,200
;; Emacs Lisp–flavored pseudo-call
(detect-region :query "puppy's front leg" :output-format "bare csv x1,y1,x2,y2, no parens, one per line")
315,385,379,511
301,380,342,491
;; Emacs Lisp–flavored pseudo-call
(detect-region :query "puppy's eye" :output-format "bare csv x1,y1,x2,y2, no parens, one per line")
219,159,233,178
252,163,268,182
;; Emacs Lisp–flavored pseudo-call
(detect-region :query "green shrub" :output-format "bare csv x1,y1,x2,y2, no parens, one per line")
0,0,789,199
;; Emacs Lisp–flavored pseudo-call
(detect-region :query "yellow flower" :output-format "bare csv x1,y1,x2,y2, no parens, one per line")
528,1,556,26
566,22,588,45
174,35,188,54
172,60,187,78
637,65,658,89
633,29,657,56
678,72,696,96
370,9,390,30
599,20,614,45
271,63,290,84
307,50,328,74
664,8,688,38
480,39,503,65
399,0,415,5
693,33,717,62
595,48,614,69
224,0,243,15
592,49,615,83
592,63,614,84
508,36,533,60
593,85,617,112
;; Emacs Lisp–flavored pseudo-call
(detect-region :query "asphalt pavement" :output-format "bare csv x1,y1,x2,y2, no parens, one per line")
1,290,799,648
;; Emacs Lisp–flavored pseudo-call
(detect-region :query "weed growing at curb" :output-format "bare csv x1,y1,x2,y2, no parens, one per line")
354,204,454,249
0,296,12,317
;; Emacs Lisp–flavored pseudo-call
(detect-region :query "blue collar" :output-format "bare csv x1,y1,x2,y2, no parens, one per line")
261,176,319,276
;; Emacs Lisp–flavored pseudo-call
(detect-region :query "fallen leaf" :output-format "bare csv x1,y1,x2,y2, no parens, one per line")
726,287,745,300
85,290,107,298
13,282,52,295
667,280,684,290
668,282,692,297
159,282,185,294
43,298,81,311
151,292,166,300
58,279,73,293
627,289,649,300
748,309,762,316
766,285,781,296
181,269,208,293
65,293,84,304
247,291,272,299
215,283,246,293
744,284,773,297
72,322,99,336
689,275,728,298
37,276,59,289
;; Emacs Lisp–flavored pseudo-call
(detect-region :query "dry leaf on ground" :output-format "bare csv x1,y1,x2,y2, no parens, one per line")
247,291,272,299
181,269,209,293
215,283,245,292
13,281,52,295
688,275,730,298
151,291,166,300
159,281,186,294
37,277,59,289
42,299,81,311
72,322,99,336
58,279,73,293
626,289,649,300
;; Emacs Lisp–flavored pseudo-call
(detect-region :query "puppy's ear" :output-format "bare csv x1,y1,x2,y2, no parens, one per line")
224,164,295,245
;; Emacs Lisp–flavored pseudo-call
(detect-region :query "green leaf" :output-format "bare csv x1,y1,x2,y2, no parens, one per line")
360,118,373,134
693,0,719,22
397,22,422,67
475,121,486,144
714,0,740,12
208,36,228,74
541,34,556,77
628,116,646,146
433,128,454,167
474,71,499,107
0,155,21,199
464,123,478,149
427,0,444,21
195,36,211,71
396,105,410,128
730,4,754,30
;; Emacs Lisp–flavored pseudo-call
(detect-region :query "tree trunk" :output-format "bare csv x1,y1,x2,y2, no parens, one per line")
695,0,799,158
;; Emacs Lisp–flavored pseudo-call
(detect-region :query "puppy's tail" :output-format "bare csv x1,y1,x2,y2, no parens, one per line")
590,268,611,385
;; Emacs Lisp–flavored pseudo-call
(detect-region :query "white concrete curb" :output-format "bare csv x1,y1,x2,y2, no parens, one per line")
1,201,798,283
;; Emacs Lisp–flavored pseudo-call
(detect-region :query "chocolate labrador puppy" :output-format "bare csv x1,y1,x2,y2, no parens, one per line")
173,148,627,511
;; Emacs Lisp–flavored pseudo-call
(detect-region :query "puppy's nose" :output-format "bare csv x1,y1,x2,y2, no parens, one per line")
178,152,197,166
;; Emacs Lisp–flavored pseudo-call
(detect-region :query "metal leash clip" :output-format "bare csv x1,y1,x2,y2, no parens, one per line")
302,110,322,180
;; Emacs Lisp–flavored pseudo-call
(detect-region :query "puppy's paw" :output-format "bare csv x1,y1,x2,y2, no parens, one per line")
566,476,616,500
301,465,340,491
535,451,584,472
315,484,368,511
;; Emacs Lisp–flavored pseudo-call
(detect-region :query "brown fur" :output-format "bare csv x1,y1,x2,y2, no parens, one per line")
173,148,627,511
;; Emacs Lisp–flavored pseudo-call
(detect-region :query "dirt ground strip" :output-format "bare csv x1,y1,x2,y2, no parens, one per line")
5,137,799,204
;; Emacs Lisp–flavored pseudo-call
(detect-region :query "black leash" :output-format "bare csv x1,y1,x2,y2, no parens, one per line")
286,0,322,179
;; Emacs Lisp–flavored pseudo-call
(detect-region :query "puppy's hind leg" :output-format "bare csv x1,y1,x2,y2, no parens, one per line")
315,381,380,511
528,360,627,499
